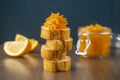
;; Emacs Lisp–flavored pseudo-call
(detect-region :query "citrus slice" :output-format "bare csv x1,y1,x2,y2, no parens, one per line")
15,33,39,51
15,34,28,41
29,39,39,51
3,40,31,57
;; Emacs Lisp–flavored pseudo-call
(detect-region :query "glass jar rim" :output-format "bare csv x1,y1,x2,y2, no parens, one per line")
78,27,111,35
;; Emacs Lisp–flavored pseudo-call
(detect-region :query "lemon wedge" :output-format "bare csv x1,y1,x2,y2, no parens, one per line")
15,34,39,51
3,40,31,57
29,39,39,51
15,33,28,41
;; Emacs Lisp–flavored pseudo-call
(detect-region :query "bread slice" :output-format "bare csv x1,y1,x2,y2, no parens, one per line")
60,28,70,40
40,26,70,40
46,38,73,51
41,45,66,60
46,40,63,50
43,56,71,72
64,38,73,51
40,26,60,40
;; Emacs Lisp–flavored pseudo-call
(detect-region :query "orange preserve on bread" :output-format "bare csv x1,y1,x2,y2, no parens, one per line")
76,24,111,58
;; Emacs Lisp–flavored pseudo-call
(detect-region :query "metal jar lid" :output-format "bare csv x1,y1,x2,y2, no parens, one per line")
111,33,120,48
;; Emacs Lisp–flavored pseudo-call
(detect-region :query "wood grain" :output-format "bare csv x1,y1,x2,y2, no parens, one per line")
0,45,120,80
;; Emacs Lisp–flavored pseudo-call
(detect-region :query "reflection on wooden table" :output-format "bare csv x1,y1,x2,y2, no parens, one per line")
0,45,120,80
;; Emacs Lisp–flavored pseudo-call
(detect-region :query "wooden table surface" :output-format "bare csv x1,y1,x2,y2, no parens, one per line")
0,44,120,80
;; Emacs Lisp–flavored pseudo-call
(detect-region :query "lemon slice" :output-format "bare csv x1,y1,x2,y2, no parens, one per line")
29,39,39,51
15,34,28,41
15,34,39,51
3,40,31,57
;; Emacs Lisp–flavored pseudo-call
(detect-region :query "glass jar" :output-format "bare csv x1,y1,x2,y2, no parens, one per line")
75,27,111,58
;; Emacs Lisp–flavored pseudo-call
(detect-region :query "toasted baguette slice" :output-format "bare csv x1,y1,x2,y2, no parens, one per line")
41,45,66,60
43,56,71,72
46,38,73,51
60,28,70,40
40,26,60,40
40,26,70,40
46,40,63,50
64,38,73,51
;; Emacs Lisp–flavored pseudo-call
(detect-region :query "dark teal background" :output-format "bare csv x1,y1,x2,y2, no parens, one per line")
0,0,120,44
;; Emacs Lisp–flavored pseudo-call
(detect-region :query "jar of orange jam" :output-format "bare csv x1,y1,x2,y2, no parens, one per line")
75,24,112,58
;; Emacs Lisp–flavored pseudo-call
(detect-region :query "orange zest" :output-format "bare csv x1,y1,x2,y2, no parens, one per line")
43,12,68,32
86,23,105,32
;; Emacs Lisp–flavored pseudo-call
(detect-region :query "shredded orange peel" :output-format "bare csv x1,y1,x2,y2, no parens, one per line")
86,23,105,33
44,12,68,32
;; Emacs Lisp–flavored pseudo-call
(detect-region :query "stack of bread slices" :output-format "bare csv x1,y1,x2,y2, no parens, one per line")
40,26,73,72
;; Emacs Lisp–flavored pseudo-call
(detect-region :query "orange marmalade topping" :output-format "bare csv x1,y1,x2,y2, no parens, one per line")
44,12,68,32
78,23,111,57
86,24,105,33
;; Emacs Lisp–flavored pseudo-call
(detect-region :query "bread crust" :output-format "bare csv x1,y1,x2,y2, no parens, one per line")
43,56,71,72
41,45,66,60
46,40,63,50
46,38,73,51
63,38,73,51
40,26,70,40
